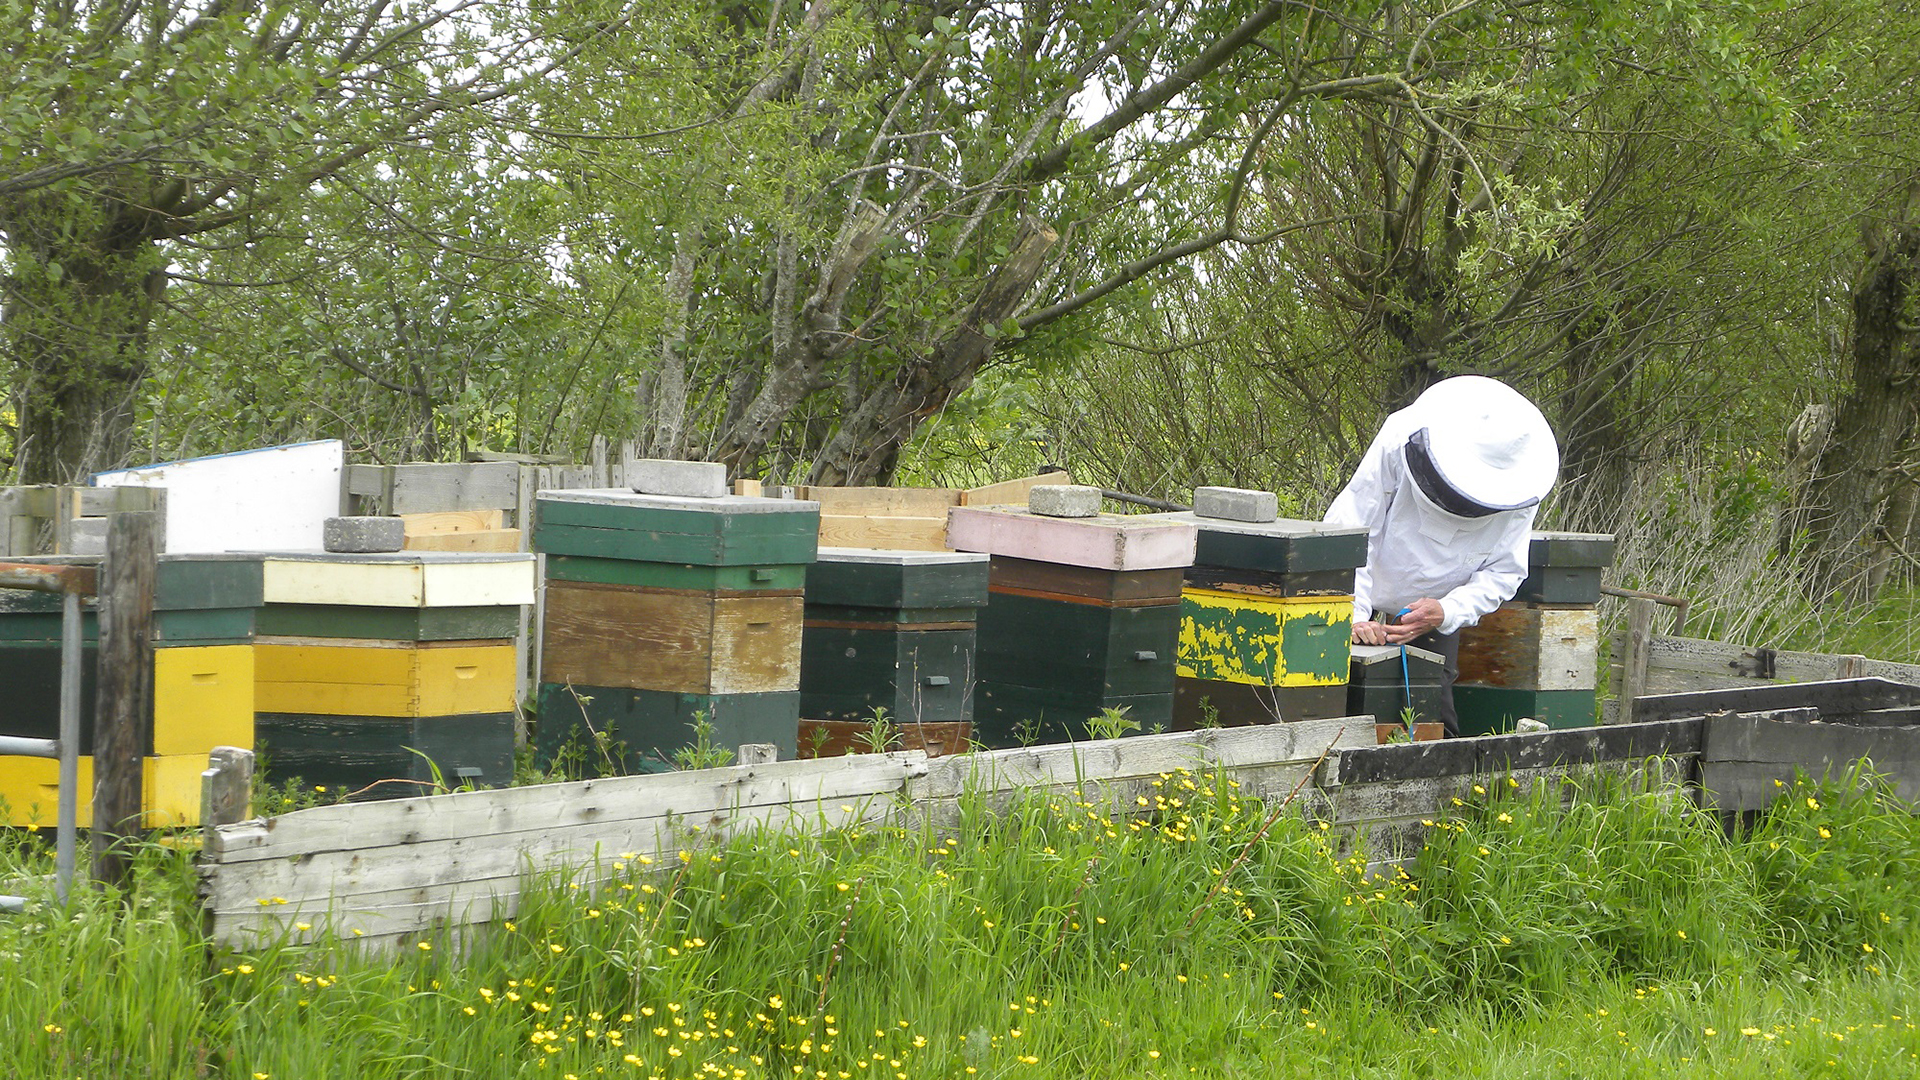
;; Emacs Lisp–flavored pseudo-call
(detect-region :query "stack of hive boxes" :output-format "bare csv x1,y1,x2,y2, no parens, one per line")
799,548,989,738
251,551,534,797
0,553,261,826
1347,643,1449,733
1149,488,1366,728
1455,531,1616,733
533,467,819,770
948,486,1197,746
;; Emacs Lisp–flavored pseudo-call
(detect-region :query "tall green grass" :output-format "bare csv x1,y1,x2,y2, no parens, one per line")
5,769,1918,1078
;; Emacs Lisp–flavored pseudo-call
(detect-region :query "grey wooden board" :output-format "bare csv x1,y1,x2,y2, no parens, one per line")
346,462,522,515
1623,635,1920,698
1326,717,1705,786
1698,711,1920,809
1632,677,1920,724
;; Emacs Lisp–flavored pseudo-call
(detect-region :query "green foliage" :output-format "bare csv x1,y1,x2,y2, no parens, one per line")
669,712,735,771
6,770,1920,1078
1082,706,1141,742
856,706,900,755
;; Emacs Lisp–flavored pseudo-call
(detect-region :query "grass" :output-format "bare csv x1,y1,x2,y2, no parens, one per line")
4,768,1918,1079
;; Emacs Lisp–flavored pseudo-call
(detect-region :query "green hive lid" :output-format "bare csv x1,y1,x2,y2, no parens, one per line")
1528,531,1616,567
534,488,820,566
1144,512,1368,574
808,547,989,609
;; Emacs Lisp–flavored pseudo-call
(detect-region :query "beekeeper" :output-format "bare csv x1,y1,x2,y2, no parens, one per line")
1324,375,1560,736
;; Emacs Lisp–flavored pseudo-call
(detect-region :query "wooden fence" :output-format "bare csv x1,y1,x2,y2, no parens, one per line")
200,718,1375,950
1609,596,1920,720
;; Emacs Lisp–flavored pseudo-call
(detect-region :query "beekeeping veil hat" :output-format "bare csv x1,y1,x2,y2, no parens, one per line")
1403,376,1558,517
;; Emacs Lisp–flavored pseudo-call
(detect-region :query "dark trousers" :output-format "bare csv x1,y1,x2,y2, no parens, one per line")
1407,628,1461,737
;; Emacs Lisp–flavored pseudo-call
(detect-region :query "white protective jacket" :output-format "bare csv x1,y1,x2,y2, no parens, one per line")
1323,401,1536,636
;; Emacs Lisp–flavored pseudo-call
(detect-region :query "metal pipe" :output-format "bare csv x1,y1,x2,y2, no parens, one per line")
1600,584,1690,635
57,589,81,904
0,735,59,758
1101,490,1192,513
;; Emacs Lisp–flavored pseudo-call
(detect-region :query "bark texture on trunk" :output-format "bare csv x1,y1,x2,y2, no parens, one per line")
3,189,169,484
1799,180,1920,600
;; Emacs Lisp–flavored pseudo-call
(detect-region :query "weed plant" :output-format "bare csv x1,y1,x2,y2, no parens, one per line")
4,769,1918,1078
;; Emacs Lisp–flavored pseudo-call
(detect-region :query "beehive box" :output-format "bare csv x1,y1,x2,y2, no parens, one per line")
1346,643,1449,728
1,554,264,826
1454,687,1598,734
532,490,819,771
949,507,1197,746
799,548,989,725
1142,513,1366,729
250,551,534,797
1515,531,1616,604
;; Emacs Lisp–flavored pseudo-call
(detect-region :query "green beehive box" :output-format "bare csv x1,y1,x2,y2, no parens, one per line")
799,626,976,724
1454,686,1598,735
255,711,515,797
0,552,264,617
976,593,1181,698
1153,514,1368,576
799,550,987,726
1514,566,1605,604
1528,532,1616,567
1346,643,1449,726
1128,513,1365,594
535,682,799,773
1514,532,1615,604
808,548,990,610
533,490,819,566
254,604,520,641
1176,589,1350,687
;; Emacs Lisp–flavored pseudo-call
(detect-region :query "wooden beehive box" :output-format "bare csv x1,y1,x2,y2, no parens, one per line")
1140,512,1365,729
800,548,989,726
949,506,1197,746
0,553,263,826
251,551,534,797
532,490,820,771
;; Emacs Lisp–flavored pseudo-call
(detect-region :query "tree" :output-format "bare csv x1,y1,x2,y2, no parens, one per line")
0,1,623,482
1033,1,1819,514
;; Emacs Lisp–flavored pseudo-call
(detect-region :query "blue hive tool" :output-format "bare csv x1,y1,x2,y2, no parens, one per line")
1397,607,1415,737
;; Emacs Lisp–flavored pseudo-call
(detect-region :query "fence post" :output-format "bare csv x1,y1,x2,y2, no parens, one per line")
201,747,255,840
92,511,158,890
1617,596,1657,722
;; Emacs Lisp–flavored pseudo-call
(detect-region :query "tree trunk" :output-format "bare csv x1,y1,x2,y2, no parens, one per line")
1798,178,1920,601
3,192,166,484
1555,306,1636,527
807,217,1057,485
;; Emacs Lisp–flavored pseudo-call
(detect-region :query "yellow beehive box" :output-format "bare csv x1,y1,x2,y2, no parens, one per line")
254,638,517,717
